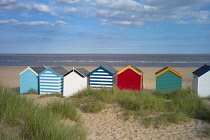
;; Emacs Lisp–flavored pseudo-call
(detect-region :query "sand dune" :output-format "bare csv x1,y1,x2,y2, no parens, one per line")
1,66,210,140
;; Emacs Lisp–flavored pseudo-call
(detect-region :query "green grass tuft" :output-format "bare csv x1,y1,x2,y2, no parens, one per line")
0,86,86,140
39,93,64,98
81,101,104,113
46,101,80,122
142,112,190,128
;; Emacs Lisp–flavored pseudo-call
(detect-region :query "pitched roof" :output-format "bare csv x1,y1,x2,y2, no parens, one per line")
64,68,89,77
117,65,143,75
193,64,210,77
19,66,46,76
101,65,118,75
30,66,46,74
76,68,89,77
155,66,183,78
50,66,68,76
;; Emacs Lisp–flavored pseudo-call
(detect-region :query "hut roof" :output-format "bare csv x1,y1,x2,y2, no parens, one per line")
50,66,68,76
155,66,183,78
117,65,143,75
100,65,118,75
19,66,46,76
193,64,210,77
64,68,89,77
30,66,46,74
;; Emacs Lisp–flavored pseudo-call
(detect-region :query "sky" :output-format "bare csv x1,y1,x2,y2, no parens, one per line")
0,0,210,54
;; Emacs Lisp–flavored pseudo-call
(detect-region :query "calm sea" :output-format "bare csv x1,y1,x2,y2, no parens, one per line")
0,54,210,67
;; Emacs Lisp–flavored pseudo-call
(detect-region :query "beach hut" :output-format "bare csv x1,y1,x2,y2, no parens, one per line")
155,66,183,92
117,65,143,90
89,65,118,89
192,64,210,98
19,66,46,94
63,68,89,96
39,66,68,95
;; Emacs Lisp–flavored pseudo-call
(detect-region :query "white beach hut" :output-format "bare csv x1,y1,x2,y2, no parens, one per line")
63,68,89,96
192,64,210,98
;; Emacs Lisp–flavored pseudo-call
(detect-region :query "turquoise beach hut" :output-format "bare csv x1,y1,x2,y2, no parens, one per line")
19,66,46,94
155,66,183,92
39,66,68,95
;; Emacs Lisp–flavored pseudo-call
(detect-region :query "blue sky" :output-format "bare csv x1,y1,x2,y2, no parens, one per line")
0,0,210,54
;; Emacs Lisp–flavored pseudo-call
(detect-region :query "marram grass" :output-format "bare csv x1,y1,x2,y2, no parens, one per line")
0,86,86,140
73,87,210,129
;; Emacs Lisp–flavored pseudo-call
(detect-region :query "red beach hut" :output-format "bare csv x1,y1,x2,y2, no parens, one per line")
117,65,143,90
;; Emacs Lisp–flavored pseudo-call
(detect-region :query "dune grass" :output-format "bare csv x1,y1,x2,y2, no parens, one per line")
39,93,64,98
0,86,86,140
46,100,80,122
73,87,210,129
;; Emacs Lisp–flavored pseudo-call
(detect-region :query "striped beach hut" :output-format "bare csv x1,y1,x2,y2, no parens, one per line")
19,66,46,94
192,64,210,98
89,65,118,89
155,66,183,92
39,66,68,94
117,65,143,90
63,68,89,96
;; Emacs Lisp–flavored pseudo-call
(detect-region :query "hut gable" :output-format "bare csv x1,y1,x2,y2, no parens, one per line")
192,64,210,97
19,66,46,94
63,68,89,96
89,65,118,89
117,65,143,75
117,65,143,90
155,66,183,92
39,66,68,95
65,68,89,78
155,66,183,78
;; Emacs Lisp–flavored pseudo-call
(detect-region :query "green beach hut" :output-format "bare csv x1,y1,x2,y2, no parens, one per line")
155,66,183,92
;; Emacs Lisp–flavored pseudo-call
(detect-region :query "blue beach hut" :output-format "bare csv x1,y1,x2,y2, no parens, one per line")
39,66,68,94
89,65,118,89
19,66,46,94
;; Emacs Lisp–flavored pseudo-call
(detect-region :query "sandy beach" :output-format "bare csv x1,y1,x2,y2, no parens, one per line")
1,66,210,140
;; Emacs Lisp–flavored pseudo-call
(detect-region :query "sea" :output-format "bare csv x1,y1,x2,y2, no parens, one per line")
0,54,210,67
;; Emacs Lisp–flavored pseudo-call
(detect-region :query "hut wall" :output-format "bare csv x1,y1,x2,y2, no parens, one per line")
20,69,38,94
192,74,198,94
117,69,142,90
63,71,88,96
156,71,182,92
90,68,114,89
39,69,63,94
197,71,210,97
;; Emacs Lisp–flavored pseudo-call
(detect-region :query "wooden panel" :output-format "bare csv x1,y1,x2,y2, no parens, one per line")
117,69,141,90
39,69,63,94
156,71,182,92
90,68,114,89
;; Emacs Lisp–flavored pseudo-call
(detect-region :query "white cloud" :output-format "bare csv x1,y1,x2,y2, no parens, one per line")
176,20,190,24
0,19,17,24
52,20,68,27
0,19,69,27
3,3,30,11
59,0,91,4
20,12,32,18
0,0,16,6
100,34,119,39
92,0,210,27
33,4,52,13
16,21,49,26
66,7,87,15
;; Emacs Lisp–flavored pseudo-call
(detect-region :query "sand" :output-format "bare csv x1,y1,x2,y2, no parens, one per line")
1,66,210,140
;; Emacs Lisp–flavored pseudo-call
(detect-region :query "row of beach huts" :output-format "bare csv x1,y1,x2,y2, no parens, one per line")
19,64,210,98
